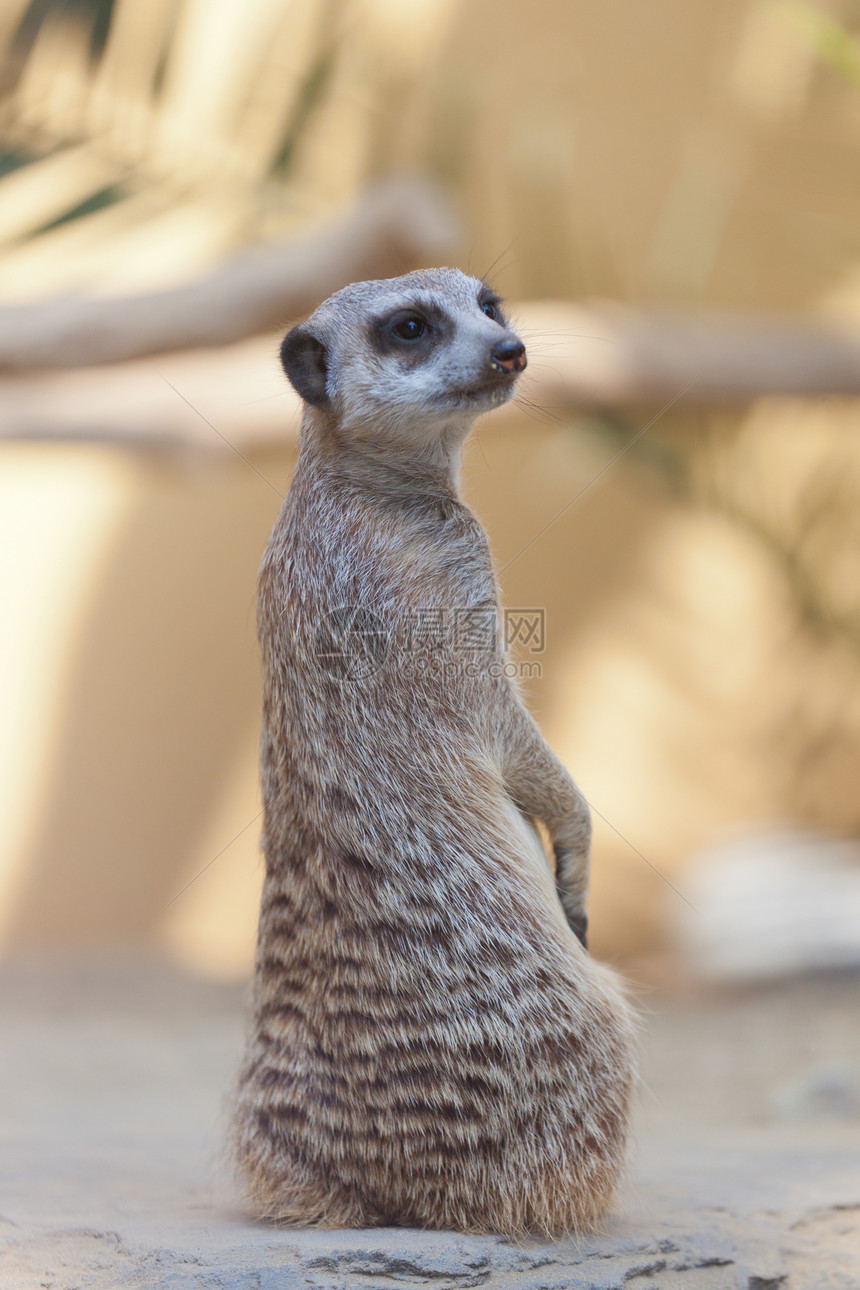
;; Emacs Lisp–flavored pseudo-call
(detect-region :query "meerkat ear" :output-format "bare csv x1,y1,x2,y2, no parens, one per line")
280,325,329,407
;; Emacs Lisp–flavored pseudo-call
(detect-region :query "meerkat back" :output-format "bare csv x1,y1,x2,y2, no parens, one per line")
231,267,636,1236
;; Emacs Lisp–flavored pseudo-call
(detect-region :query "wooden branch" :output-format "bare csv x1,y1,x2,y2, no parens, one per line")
1,302,860,451
0,175,462,371
0,337,303,450
509,302,860,409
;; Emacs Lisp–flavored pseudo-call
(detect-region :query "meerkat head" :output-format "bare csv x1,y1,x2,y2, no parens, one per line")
279,267,526,467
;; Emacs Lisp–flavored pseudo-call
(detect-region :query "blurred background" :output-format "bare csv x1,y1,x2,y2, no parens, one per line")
4,8,860,1284
2,0,860,992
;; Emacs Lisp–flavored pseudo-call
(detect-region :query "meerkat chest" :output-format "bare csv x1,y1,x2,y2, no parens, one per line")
388,496,495,598
271,484,501,673
372,502,503,681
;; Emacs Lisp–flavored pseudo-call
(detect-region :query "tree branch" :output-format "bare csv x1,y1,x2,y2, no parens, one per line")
2,299,860,450
0,175,462,371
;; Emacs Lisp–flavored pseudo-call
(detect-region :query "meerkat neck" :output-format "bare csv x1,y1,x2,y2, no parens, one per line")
299,411,470,500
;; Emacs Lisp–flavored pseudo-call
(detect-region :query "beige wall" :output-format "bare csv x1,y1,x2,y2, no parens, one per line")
4,393,860,978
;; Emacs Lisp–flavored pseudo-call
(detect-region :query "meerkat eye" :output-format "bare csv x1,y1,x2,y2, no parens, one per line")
481,301,499,321
391,315,427,342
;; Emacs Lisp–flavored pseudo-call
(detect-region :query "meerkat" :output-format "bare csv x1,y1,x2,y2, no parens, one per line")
231,267,636,1236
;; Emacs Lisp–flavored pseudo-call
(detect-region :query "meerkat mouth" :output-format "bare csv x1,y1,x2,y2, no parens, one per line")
445,373,521,406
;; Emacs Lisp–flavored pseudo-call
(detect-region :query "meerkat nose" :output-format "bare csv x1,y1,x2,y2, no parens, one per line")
491,337,527,374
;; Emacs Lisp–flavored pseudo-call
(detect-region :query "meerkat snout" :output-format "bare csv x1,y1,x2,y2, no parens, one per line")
490,335,527,374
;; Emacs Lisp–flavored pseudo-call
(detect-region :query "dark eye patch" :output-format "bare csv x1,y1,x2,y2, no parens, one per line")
477,284,507,326
368,301,454,365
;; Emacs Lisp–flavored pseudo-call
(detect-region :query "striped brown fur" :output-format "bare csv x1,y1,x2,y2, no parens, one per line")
231,269,636,1235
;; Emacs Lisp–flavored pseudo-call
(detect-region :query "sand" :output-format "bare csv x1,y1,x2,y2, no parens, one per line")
1,958,858,1289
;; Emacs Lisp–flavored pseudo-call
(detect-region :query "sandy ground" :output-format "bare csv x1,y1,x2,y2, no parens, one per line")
0,958,858,1290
